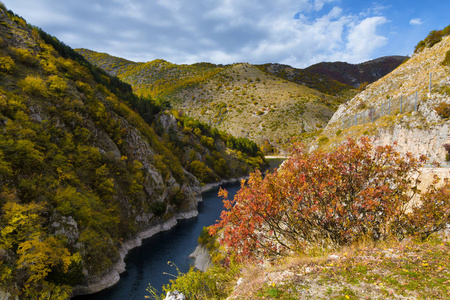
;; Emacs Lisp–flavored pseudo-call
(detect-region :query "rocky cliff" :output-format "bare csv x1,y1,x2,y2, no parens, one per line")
319,34,450,163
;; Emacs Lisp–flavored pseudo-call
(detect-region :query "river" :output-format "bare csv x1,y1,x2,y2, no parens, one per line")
74,158,284,300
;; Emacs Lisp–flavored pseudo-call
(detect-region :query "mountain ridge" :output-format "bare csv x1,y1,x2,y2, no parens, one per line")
305,55,408,87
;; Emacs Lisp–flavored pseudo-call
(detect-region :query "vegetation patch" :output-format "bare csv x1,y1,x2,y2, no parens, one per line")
415,24,450,53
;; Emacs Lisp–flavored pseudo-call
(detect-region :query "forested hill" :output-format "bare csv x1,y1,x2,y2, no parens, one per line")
0,4,264,299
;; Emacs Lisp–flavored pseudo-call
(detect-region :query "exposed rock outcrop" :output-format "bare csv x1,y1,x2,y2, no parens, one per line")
189,245,212,272
320,35,450,162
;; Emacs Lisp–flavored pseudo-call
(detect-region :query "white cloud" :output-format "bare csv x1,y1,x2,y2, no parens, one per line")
410,18,423,26
342,16,389,63
1,0,391,67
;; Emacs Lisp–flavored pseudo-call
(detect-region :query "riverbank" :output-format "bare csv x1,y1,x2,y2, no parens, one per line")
72,176,250,297
201,176,249,193
72,210,199,296
264,155,288,159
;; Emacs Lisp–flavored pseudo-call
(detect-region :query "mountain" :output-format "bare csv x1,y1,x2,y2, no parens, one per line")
255,63,356,96
76,49,361,152
305,55,408,88
0,5,264,299
317,30,450,163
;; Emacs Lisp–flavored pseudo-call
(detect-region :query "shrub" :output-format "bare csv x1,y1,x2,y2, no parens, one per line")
19,76,47,97
434,101,450,119
443,144,450,161
47,75,68,96
150,202,167,217
211,138,450,261
318,136,329,146
0,56,15,73
188,160,216,183
442,50,450,67
415,25,450,53
147,261,240,300
11,47,37,66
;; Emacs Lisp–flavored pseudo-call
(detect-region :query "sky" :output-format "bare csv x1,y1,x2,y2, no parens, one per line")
1,0,449,68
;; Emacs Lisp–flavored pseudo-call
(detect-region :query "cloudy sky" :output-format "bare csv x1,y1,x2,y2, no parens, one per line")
2,0,449,68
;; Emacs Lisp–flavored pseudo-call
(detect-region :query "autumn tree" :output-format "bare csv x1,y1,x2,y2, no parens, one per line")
211,138,450,261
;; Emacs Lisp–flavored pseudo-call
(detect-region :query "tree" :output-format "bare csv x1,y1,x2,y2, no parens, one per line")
211,138,450,261
17,236,74,299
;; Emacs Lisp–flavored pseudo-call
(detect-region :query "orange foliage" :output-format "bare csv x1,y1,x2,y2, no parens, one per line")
211,138,450,261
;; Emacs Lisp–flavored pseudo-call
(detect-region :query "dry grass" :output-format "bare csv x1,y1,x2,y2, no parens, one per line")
228,233,450,299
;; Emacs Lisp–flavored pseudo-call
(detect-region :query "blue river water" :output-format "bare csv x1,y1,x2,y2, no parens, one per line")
74,158,284,300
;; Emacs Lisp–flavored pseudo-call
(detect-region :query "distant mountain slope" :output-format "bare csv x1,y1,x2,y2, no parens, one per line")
76,49,223,99
305,56,408,87
318,32,450,163
255,63,356,96
76,49,354,151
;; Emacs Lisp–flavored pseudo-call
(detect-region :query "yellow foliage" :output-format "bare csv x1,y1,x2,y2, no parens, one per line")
19,75,47,96
17,236,71,285
12,47,37,66
40,59,58,74
47,75,68,96
0,202,45,250
0,55,15,73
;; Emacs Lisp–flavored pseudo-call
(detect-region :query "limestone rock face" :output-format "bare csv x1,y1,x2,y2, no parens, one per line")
165,290,186,300
189,244,212,272
321,35,450,162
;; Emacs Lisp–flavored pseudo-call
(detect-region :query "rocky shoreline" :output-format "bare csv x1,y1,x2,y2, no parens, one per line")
200,176,248,193
72,176,248,297
72,210,199,296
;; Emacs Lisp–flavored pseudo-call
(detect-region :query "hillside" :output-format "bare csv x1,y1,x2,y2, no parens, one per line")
76,49,356,151
305,55,408,88
317,31,450,163
0,5,264,299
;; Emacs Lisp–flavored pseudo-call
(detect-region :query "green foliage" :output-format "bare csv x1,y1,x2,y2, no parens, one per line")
225,135,260,157
0,5,267,297
189,160,217,183
0,202,45,251
78,228,118,275
256,63,355,96
150,202,167,217
415,25,450,53
200,135,215,149
147,261,241,300
318,135,329,146
442,50,450,67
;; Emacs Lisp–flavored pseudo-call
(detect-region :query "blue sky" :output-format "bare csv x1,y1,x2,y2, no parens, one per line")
1,0,449,68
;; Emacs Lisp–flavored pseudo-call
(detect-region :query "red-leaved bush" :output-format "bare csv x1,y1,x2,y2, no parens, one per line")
210,138,450,261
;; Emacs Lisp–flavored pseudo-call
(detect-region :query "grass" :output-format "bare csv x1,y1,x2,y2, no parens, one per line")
230,234,450,299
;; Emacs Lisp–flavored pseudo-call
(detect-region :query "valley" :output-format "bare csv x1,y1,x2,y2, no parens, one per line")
0,1,449,300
